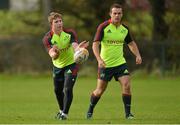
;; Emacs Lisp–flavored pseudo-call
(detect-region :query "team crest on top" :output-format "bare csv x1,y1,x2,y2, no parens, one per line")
64,35,70,41
54,41,57,45
120,29,126,33
107,29,112,33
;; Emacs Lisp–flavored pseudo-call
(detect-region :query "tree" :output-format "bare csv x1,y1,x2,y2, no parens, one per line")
42,0,51,27
149,0,169,41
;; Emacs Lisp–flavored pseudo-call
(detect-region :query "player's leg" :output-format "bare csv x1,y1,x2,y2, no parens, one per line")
118,75,134,119
53,67,64,115
114,63,133,119
61,64,78,120
87,67,112,119
87,79,108,119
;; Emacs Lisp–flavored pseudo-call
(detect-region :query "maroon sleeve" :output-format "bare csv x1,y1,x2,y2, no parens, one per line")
42,31,53,52
64,28,79,44
125,31,133,44
93,20,109,42
122,24,133,44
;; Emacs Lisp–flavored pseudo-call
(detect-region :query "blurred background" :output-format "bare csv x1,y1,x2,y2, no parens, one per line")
0,0,179,76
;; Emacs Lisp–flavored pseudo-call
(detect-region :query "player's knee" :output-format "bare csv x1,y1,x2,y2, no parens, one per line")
64,87,73,95
93,89,104,97
122,80,130,87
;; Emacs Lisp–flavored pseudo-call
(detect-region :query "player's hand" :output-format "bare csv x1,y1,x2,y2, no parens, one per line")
78,41,89,48
98,59,106,68
49,45,59,60
136,55,142,64
52,45,59,53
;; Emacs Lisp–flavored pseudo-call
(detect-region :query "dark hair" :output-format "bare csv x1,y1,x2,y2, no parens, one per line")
110,3,123,12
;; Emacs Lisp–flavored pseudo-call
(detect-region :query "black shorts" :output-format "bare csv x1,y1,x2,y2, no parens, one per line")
98,63,130,82
53,63,79,82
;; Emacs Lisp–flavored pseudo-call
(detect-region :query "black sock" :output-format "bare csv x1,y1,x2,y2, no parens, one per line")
55,91,64,111
87,93,100,113
122,94,131,116
54,84,64,111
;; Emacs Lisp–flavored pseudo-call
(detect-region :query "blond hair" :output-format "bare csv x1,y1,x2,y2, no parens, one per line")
48,12,62,24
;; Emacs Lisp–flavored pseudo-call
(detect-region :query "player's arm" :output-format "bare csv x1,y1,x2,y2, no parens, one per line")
92,41,106,68
92,22,107,68
128,41,142,64
67,29,89,51
124,26,142,65
42,32,59,59
42,32,53,52
72,41,89,52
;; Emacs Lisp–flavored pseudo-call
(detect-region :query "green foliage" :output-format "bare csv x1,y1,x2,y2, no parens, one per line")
126,11,153,40
62,15,93,41
0,11,44,37
165,12,180,39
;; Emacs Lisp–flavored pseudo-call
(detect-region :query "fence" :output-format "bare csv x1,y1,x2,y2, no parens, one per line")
0,37,179,75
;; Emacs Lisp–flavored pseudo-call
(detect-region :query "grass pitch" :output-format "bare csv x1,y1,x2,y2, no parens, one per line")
0,74,180,124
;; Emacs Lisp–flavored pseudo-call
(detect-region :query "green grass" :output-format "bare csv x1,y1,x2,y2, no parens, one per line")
0,74,180,124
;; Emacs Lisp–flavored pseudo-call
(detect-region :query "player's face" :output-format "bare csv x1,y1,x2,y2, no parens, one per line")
110,8,123,24
52,17,63,33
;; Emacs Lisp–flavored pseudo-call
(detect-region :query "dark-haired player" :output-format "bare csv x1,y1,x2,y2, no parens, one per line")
86,3,142,119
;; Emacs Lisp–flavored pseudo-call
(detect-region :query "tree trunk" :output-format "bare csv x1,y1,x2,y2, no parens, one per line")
42,0,51,28
149,0,169,41
149,0,169,75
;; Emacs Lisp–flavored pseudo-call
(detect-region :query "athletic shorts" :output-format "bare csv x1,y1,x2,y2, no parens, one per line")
53,63,79,82
98,63,130,82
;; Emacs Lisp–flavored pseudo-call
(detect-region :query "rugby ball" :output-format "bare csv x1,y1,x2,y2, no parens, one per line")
74,48,89,64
